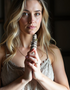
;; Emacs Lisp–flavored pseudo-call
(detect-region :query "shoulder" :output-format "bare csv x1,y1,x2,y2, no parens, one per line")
0,45,6,63
50,44,61,55
48,44,62,64
37,44,62,64
49,45,69,88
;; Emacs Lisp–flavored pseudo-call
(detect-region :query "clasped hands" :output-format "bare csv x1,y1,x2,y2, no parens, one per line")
24,49,42,81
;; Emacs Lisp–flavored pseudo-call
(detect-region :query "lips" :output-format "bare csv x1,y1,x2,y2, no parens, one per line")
27,26,36,29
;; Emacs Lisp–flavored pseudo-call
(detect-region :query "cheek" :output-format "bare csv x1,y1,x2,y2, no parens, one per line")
19,18,27,25
19,18,28,31
37,18,42,27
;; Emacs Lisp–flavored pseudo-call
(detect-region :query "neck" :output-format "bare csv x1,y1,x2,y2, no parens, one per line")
20,32,33,48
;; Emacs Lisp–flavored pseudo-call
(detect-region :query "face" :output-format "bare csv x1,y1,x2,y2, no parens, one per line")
19,0,42,35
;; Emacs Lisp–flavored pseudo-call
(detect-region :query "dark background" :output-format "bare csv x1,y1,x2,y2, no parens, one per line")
0,0,70,85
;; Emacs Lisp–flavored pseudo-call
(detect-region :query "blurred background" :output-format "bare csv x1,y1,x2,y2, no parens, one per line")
0,0,70,85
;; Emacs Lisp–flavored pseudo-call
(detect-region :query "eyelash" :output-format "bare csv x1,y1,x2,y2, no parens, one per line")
35,13,40,16
22,12,28,16
22,12,40,17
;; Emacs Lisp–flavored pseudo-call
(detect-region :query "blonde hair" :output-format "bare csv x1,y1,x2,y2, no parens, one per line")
0,0,56,63
36,0,56,51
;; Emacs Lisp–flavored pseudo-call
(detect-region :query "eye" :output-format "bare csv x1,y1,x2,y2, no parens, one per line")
35,13,40,16
22,12,29,17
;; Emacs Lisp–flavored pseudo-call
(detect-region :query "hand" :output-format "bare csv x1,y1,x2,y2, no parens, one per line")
26,49,42,80
24,57,32,81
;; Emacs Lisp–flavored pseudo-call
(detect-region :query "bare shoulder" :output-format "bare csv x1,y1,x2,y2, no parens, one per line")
48,44,62,64
50,44,61,56
49,45,69,89
0,45,6,62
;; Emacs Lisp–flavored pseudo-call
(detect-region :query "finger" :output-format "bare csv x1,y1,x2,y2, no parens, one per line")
29,51,36,57
25,60,32,68
30,48,36,52
29,48,36,54
26,55,40,66
27,49,36,56
28,62,37,71
29,54,36,59
28,51,38,61
28,56,38,63
27,51,31,56
25,58,30,65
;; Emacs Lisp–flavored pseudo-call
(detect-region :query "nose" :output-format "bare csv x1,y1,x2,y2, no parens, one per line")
28,14,35,24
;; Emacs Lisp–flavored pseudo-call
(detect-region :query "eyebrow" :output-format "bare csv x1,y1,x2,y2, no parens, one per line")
23,9,42,12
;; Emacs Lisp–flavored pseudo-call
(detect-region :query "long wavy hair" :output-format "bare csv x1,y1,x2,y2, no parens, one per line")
0,0,56,63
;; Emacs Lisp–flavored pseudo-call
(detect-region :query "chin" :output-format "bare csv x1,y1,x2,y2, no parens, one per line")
28,32,35,35
27,31,37,35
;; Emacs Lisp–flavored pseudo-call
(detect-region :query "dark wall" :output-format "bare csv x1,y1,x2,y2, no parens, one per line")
0,0,4,42
46,0,70,85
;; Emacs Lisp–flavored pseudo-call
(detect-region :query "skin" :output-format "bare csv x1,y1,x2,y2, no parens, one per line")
19,0,42,48
0,0,69,90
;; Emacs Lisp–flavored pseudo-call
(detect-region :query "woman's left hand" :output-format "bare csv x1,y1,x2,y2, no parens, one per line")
26,49,42,80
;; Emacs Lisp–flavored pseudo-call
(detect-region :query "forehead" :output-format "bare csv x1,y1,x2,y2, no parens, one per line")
24,0,42,11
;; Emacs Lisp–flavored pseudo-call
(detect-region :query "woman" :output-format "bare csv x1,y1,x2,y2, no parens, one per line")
0,0,69,90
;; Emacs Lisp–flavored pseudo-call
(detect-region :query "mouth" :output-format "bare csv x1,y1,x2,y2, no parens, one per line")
27,26,36,29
